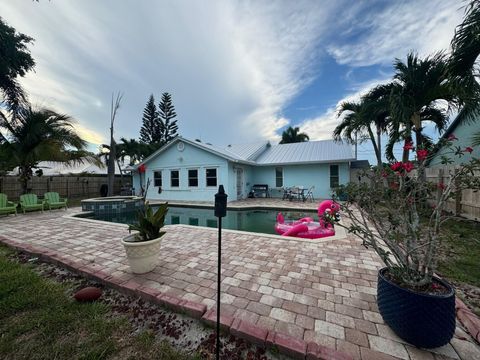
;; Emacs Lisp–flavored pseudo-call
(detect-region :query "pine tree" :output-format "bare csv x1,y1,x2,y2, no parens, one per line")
139,94,162,144
158,92,178,143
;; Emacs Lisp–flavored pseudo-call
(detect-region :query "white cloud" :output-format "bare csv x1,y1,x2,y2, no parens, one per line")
0,0,344,146
299,77,391,140
328,1,463,67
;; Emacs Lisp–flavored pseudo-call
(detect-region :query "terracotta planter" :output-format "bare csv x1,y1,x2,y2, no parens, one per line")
377,267,456,348
122,234,162,274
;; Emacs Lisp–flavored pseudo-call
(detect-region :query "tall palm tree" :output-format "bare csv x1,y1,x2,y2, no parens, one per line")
280,126,309,144
0,107,99,193
334,94,389,167
386,52,458,162
448,0,480,142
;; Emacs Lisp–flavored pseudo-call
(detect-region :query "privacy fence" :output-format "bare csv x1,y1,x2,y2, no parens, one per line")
426,166,480,221
0,176,126,200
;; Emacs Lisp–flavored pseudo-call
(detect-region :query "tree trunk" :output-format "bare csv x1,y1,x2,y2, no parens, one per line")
367,126,382,167
107,135,116,196
116,159,124,186
376,128,382,166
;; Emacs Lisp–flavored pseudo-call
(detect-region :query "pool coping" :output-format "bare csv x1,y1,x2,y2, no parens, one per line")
65,211,348,244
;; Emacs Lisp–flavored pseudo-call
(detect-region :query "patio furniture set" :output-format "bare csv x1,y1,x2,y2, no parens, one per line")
0,192,68,216
282,186,315,202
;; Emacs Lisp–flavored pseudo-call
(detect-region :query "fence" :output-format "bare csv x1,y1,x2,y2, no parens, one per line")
0,175,127,200
426,166,480,221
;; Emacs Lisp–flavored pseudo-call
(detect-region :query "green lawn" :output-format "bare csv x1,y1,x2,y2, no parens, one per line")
436,218,480,316
0,246,196,360
437,218,480,288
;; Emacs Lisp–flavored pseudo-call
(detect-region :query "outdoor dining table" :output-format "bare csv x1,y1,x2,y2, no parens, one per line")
282,186,306,201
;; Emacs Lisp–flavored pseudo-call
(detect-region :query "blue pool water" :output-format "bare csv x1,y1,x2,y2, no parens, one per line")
87,205,317,235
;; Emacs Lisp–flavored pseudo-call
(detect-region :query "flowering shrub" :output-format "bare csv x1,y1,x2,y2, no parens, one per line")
331,136,480,288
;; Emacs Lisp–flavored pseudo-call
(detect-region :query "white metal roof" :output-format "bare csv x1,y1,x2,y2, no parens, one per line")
254,140,355,165
137,137,355,169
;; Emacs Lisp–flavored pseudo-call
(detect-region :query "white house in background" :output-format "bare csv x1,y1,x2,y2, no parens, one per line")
8,161,126,176
132,136,356,202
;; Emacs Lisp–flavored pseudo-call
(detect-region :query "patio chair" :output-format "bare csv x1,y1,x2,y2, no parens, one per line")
0,193,17,216
19,194,44,214
44,192,68,210
304,186,315,202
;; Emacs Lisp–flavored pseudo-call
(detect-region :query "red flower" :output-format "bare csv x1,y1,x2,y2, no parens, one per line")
138,164,146,174
403,141,414,151
389,182,399,190
437,182,446,191
417,149,428,161
464,146,474,153
390,162,403,171
402,162,414,173
381,171,388,178
447,134,458,141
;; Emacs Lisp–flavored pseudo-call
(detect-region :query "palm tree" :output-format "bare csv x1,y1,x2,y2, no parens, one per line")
448,0,480,144
334,94,389,167
386,52,458,162
280,126,309,144
0,107,99,193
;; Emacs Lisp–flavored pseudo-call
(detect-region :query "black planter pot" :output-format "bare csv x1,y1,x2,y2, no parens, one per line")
377,267,456,349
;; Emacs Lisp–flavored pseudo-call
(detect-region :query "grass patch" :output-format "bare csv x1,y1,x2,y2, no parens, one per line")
437,218,480,288
0,246,195,360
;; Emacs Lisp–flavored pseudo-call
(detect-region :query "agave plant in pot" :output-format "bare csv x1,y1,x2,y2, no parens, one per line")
331,137,480,348
122,202,168,274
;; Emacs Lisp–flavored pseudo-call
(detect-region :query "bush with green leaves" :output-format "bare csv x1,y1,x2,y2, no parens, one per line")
331,136,480,288
128,202,168,242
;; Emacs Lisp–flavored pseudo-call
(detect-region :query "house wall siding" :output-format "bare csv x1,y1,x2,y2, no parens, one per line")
139,142,231,201
429,120,480,167
250,163,350,199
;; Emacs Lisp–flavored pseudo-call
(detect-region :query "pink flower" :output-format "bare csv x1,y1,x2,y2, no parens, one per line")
447,134,458,141
381,171,388,178
403,141,414,151
389,182,399,190
390,162,403,171
417,149,428,161
464,146,474,153
402,162,414,173
437,182,446,191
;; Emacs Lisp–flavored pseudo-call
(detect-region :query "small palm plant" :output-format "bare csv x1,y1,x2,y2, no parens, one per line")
128,202,168,242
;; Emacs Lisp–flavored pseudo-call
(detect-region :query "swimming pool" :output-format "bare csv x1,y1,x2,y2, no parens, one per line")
83,205,317,235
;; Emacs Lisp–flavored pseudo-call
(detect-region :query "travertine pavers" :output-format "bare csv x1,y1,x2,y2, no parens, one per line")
0,202,479,360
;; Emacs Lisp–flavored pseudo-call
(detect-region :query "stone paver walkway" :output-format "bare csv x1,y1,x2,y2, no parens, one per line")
1,205,479,360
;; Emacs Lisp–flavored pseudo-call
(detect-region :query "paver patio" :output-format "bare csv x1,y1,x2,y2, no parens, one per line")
0,200,479,360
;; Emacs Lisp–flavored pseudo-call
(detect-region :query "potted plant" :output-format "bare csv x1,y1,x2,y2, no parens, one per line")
330,136,480,348
122,202,168,274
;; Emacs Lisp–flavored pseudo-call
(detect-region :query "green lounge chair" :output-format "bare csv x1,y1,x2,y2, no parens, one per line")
19,194,44,214
0,193,17,216
44,192,68,210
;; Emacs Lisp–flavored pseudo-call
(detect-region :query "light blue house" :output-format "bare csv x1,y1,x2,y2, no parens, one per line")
132,137,355,201
427,111,480,167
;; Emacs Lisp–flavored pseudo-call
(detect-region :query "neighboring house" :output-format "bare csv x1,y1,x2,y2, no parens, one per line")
428,111,480,167
132,137,355,201
7,161,125,176
350,160,371,184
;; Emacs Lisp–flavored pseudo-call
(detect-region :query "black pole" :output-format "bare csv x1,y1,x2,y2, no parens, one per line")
214,185,227,360
216,216,222,360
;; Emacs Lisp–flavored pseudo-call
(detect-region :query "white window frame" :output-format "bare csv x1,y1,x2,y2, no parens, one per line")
205,167,218,187
275,167,283,188
170,169,180,188
153,170,162,187
187,168,199,188
330,164,340,188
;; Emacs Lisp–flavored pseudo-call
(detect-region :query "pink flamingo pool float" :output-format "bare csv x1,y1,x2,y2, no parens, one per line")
274,200,341,239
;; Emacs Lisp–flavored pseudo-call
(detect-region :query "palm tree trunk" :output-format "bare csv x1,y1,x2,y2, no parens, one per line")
367,126,382,167
377,128,382,166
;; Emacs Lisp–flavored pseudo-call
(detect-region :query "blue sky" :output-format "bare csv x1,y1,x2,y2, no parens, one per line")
0,0,466,163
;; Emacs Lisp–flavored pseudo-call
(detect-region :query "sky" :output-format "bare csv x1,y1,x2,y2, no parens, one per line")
0,0,467,163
